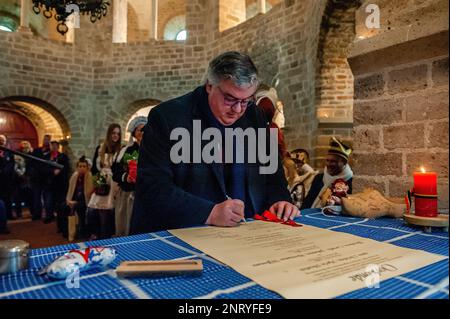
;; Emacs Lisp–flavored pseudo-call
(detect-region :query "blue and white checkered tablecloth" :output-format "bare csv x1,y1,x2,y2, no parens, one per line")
0,209,448,299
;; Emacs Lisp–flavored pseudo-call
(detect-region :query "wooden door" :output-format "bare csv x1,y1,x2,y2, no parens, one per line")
0,110,39,150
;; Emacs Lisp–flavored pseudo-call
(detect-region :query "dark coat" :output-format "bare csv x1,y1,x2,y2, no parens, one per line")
130,86,291,234
0,150,15,199
301,173,353,209
29,147,51,185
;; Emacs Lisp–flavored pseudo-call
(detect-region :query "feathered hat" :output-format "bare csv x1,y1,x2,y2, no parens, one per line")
328,137,352,161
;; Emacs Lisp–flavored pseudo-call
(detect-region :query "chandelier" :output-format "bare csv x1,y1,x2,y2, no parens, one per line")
32,0,110,35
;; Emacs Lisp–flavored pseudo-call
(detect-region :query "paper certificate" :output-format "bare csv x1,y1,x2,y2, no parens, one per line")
170,221,447,299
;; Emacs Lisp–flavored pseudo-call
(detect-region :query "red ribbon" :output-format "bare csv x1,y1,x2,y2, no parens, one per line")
253,210,302,227
69,248,91,263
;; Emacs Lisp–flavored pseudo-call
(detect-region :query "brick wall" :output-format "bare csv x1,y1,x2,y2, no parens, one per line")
349,31,449,212
1,0,328,164
2,0,447,195
157,0,186,40
313,0,359,168
219,0,247,32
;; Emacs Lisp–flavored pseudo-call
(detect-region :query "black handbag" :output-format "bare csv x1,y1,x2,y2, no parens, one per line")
94,184,111,196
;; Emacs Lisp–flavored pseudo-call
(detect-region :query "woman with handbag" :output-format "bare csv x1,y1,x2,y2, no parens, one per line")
87,123,122,240
112,116,147,237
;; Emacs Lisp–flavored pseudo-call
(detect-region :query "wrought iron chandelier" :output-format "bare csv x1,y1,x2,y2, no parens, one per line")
32,0,110,35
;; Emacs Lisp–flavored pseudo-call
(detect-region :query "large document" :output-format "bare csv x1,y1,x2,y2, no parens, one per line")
170,221,447,299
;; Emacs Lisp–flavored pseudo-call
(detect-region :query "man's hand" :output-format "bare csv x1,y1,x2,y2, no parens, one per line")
54,169,61,176
206,199,245,227
269,201,300,221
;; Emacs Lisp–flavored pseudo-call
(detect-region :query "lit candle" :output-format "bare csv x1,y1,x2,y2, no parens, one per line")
413,167,438,217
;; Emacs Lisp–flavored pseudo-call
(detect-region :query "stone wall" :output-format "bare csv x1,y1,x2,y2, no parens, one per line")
0,0,328,165
1,0,447,196
349,31,449,212
313,0,359,168
218,0,247,32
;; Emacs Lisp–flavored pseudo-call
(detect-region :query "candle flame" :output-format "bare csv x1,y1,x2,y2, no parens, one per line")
420,166,426,173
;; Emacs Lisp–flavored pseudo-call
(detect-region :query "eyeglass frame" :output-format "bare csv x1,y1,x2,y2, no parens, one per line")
216,85,256,110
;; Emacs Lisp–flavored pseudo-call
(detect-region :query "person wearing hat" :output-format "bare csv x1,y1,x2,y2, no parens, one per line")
301,137,353,209
112,116,147,236
284,149,318,209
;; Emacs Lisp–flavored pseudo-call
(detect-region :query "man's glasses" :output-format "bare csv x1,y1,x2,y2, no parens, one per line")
216,85,255,109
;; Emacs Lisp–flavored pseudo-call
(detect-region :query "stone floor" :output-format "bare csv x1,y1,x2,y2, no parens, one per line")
0,210,81,249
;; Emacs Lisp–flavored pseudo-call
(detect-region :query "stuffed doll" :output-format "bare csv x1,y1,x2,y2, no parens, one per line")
322,179,350,215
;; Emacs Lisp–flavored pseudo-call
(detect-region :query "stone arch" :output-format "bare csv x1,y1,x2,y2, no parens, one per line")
123,99,161,141
163,15,186,41
0,86,73,126
0,89,74,162
108,95,162,143
0,96,70,140
158,0,186,40
313,0,361,168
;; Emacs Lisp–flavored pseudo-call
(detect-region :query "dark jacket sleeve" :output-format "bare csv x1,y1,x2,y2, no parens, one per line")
112,157,126,185
91,145,100,176
130,108,216,234
112,146,135,192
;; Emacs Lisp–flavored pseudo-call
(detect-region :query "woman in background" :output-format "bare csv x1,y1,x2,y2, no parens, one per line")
12,141,34,219
87,124,122,240
113,116,147,237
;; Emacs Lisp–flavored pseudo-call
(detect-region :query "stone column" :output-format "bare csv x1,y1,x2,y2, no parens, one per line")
151,0,158,40
257,0,266,14
65,13,75,43
18,0,32,33
112,0,128,43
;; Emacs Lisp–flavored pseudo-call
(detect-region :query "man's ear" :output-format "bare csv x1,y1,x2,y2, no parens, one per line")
205,81,212,94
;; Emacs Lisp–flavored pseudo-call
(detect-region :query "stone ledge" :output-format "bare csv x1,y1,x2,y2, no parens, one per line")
348,30,449,76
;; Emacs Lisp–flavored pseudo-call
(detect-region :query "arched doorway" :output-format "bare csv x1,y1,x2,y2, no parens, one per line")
124,104,158,142
0,97,70,149
0,110,38,149
121,98,161,142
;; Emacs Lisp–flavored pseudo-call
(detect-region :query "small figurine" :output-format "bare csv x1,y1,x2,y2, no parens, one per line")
322,178,350,216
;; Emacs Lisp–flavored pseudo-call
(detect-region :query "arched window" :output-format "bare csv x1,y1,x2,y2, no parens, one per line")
163,15,186,41
246,1,273,20
0,15,18,32
0,25,13,32
175,29,187,41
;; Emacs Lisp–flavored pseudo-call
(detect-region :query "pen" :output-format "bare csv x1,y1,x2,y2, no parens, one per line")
226,194,247,224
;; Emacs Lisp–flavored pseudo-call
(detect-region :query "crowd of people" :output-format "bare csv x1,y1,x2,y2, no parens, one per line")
0,115,147,239
1,52,356,239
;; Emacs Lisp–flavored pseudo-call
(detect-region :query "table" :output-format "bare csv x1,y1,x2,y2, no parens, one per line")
0,209,448,299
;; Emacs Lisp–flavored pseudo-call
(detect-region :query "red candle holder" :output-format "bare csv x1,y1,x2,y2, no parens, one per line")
411,171,438,217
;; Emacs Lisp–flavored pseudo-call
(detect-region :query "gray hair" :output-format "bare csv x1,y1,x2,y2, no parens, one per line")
206,51,259,87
